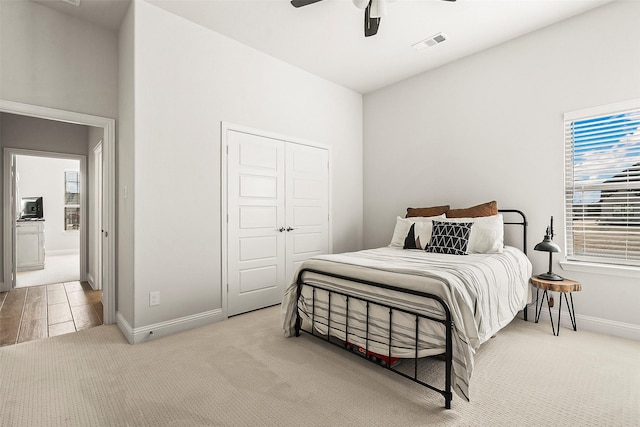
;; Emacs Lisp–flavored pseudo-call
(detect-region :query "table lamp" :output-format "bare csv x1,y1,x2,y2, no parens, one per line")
534,216,563,281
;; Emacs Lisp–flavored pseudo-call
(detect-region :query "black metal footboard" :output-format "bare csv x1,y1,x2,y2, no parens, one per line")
291,209,529,409
294,268,454,409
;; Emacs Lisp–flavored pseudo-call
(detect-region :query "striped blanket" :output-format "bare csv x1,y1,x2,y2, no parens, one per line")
282,246,532,401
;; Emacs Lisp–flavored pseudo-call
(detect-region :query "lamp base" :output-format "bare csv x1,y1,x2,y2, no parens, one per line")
537,272,564,281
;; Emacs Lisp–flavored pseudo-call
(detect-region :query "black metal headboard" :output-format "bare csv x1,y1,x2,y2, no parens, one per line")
499,209,528,255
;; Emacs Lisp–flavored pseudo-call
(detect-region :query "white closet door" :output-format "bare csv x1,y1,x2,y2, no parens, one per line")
227,130,286,317
285,143,329,284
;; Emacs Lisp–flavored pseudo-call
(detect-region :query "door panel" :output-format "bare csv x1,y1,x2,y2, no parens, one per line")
239,175,278,198
293,232,323,254
227,130,286,316
239,266,278,293
239,206,277,229
239,236,278,261
293,206,323,226
285,144,329,285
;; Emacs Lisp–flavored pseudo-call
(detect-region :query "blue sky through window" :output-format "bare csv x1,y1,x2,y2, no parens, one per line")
571,112,640,204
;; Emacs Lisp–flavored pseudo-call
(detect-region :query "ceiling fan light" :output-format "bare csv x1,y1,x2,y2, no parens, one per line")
352,0,369,10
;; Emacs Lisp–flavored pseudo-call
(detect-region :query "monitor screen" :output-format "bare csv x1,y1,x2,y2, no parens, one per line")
21,197,44,219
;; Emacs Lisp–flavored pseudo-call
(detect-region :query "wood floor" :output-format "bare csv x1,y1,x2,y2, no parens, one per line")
0,281,102,347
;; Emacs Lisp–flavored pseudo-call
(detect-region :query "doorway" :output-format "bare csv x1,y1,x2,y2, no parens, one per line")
13,153,84,288
0,99,116,325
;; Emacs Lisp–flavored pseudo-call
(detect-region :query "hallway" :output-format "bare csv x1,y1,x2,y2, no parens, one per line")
0,281,102,347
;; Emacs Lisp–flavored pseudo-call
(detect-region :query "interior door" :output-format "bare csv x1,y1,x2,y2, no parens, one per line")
227,130,286,316
285,143,329,283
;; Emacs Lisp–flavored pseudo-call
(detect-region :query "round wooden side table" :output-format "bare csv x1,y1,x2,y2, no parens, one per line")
530,276,582,336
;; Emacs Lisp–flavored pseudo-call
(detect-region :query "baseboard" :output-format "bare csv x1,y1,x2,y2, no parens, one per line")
525,306,640,341
116,309,225,344
47,249,80,256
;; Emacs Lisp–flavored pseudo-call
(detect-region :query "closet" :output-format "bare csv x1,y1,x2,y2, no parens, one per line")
225,126,329,316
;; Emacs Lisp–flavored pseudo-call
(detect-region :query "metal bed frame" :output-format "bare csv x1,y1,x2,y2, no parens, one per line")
293,210,528,409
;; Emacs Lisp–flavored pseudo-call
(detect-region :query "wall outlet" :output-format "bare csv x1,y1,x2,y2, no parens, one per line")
149,291,160,307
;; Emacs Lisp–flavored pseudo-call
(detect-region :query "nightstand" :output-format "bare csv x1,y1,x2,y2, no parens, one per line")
530,276,582,336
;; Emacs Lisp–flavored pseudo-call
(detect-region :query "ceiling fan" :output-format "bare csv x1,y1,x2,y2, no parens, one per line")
291,0,456,37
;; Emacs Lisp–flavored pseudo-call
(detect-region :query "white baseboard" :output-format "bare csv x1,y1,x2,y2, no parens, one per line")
116,309,226,344
525,306,640,341
47,249,80,256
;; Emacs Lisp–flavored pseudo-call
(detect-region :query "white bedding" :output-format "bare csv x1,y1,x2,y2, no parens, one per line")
282,246,532,401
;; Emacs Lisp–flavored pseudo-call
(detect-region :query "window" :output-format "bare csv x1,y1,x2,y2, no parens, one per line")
564,100,640,267
64,171,80,230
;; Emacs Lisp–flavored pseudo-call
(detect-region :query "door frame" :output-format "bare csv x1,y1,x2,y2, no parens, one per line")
92,141,103,291
0,100,116,325
220,122,332,318
5,148,87,286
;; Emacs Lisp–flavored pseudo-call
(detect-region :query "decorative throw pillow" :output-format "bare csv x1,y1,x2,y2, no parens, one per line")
389,215,445,247
406,205,450,218
404,223,419,249
403,222,435,250
446,201,498,218
426,220,473,255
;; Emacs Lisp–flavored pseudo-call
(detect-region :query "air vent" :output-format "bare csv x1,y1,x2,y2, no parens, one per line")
61,0,81,7
412,33,447,52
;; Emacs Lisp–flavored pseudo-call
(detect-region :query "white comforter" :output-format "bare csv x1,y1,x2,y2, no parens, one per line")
282,246,532,401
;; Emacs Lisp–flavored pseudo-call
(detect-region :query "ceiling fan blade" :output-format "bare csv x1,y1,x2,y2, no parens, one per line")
364,2,380,37
291,0,324,8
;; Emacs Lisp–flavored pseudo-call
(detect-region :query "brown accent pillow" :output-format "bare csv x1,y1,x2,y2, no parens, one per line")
406,205,450,218
446,201,498,218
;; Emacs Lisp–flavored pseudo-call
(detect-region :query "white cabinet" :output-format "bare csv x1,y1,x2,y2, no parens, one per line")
16,220,45,272
226,128,329,316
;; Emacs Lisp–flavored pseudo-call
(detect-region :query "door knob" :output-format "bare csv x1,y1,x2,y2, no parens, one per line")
278,227,286,232
286,227,296,232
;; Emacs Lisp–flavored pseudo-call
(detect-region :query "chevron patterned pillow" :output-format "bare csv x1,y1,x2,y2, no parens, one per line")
426,220,473,255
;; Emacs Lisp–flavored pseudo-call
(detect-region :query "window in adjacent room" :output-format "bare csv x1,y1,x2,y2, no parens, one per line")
564,100,640,267
64,170,80,230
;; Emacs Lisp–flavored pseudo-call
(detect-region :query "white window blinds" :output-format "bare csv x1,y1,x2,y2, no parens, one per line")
564,100,640,266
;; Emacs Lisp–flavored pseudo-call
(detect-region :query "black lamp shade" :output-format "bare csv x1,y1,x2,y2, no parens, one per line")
534,237,561,253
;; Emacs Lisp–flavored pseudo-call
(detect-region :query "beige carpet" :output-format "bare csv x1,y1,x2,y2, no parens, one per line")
1,305,638,426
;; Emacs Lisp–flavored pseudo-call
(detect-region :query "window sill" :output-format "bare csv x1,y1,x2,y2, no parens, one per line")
559,260,640,279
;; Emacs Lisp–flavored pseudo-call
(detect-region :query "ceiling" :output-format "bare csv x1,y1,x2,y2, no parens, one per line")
33,0,130,32
35,0,615,93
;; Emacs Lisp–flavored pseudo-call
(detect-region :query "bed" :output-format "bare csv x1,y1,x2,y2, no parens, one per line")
282,207,532,409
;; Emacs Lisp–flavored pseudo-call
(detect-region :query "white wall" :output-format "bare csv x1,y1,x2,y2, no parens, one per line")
362,0,640,338
0,0,118,119
129,0,363,332
16,156,81,255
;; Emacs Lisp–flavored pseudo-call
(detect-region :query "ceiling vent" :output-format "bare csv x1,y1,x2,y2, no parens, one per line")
412,33,447,52
60,0,81,7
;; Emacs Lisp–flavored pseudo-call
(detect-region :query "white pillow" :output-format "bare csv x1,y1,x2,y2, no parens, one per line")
389,214,445,247
440,214,504,254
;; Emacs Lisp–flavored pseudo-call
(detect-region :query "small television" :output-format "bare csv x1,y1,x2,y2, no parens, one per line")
20,197,44,219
